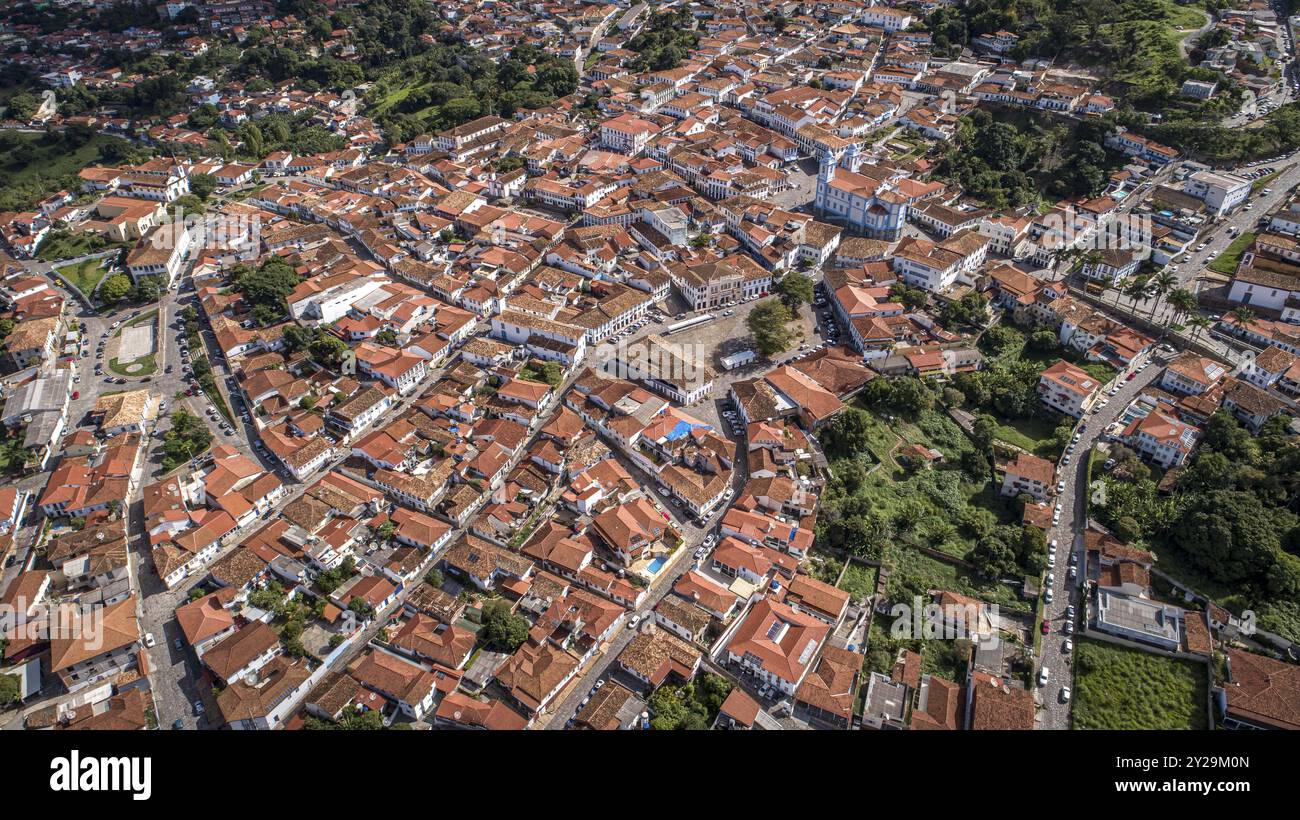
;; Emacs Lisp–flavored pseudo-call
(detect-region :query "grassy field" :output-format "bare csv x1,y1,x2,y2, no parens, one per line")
38,231,125,262
838,561,877,601
0,133,122,206
1072,640,1209,730
1210,231,1256,275
885,542,1024,609
995,415,1065,460
54,258,110,297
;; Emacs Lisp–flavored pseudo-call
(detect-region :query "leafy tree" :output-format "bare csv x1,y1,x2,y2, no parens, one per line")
1027,329,1059,352
309,334,350,369
775,271,813,312
161,409,213,471
540,361,564,388
942,292,988,328
99,273,133,304
746,299,795,355
971,413,999,452
235,258,300,317
1172,490,1293,594
820,407,873,457
888,377,934,416
0,673,19,706
131,275,162,304
348,596,375,620
189,173,218,200
482,600,529,651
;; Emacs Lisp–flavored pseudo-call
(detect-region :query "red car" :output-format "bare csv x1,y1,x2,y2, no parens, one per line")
71,391,79,400
1126,372,1137,381
1041,619,1051,635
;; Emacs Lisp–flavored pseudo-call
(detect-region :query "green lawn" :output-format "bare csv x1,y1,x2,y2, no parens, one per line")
54,258,110,297
1072,640,1209,730
995,415,1065,460
1210,231,1255,275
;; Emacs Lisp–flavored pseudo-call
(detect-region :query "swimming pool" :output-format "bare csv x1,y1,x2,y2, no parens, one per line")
646,556,667,574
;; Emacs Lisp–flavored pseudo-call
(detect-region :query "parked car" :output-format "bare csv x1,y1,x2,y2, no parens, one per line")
143,632,156,648
1038,668,1050,687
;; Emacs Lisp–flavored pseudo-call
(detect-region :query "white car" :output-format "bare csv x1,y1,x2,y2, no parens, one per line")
1038,668,1050,687
144,632,156,648
1063,639,1073,654
626,615,641,631
1056,481,1066,494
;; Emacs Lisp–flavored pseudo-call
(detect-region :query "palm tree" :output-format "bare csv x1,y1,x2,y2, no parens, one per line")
1122,276,1149,315
1163,288,1198,342
1149,271,1180,322
1229,305,1257,336
1187,314,1212,345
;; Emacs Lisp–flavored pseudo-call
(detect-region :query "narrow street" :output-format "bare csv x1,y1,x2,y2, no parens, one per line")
1036,358,1163,729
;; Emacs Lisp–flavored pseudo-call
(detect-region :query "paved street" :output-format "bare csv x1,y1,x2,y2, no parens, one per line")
1036,357,1163,729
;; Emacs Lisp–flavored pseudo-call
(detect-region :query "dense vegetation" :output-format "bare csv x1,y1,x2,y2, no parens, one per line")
627,9,701,71
818,387,1047,585
367,43,578,144
927,0,1300,161
647,672,731,730
160,409,214,471
1073,640,1209,729
1093,411,1300,639
938,110,1119,209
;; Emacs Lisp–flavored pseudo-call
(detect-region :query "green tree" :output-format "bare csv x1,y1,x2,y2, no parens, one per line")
746,299,795,355
99,273,133,304
540,361,564,387
0,673,19,706
482,600,529,651
775,271,813,312
189,173,218,200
